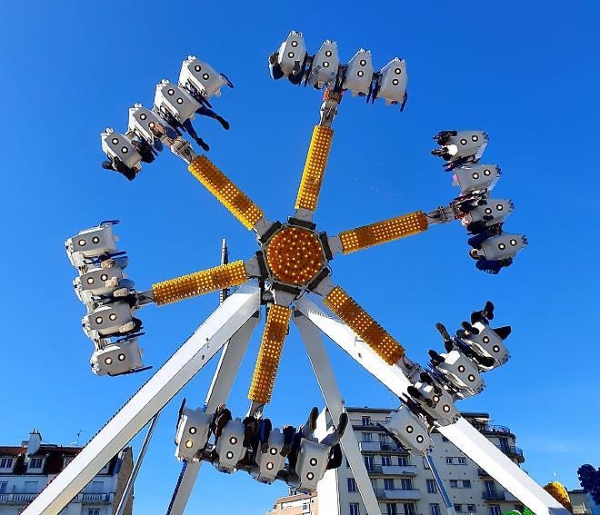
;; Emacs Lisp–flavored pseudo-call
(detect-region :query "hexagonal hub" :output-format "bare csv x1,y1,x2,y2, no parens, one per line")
264,226,326,286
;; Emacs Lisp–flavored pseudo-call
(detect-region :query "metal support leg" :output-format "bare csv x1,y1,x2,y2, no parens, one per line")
296,297,569,515
24,286,260,515
425,454,457,515
293,311,381,515
166,313,260,515
115,413,161,515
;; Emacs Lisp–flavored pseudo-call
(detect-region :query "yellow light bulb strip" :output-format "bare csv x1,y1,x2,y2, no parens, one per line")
323,286,404,365
188,156,264,230
338,211,429,254
294,125,334,212
152,260,248,306
248,304,292,404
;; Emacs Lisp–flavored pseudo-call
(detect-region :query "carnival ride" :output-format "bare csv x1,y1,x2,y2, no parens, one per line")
24,31,564,515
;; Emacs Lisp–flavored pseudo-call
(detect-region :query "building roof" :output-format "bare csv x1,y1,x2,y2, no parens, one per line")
0,444,120,476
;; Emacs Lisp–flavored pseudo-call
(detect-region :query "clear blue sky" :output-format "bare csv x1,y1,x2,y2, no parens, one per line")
1,1,599,513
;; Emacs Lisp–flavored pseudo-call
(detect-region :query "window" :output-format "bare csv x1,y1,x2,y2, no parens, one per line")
442,436,449,442
445,457,454,465
348,478,357,492
386,504,398,515
362,432,373,443
430,504,441,515
467,504,477,513
400,478,413,490
0,457,13,469
384,478,395,490
63,456,74,469
382,456,392,466
426,479,438,493
0,481,7,494
463,480,472,488
454,504,463,513
457,457,467,465
350,503,361,515
362,416,371,426
403,503,416,515
398,456,410,466
346,458,350,468
380,434,391,445
364,456,374,472
484,481,496,495
88,510,100,515
490,505,502,515
29,458,43,469
450,480,458,488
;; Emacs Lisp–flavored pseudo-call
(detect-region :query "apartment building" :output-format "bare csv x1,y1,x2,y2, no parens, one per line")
0,430,133,515
267,492,319,515
318,408,528,515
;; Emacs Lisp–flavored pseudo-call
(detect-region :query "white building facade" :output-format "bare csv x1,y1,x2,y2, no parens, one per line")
0,430,133,515
318,408,527,515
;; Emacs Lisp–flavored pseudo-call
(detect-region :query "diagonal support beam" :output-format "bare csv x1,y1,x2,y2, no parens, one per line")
188,156,266,231
293,311,381,515
23,286,261,515
152,261,249,306
295,297,569,515
335,211,429,254
166,314,260,515
294,125,334,216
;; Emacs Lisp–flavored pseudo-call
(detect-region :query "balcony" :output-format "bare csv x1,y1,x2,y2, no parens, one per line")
483,490,507,501
0,492,39,503
382,465,418,476
380,442,408,453
360,441,381,452
374,488,422,500
496,445,525,463
74,492,113,503
472,423,516,438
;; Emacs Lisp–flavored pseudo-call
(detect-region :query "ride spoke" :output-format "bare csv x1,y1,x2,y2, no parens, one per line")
248,304,292,405
321,284,405,365
188,156,265,230
152,261,248,306
337,211,429,254
294,125,334,214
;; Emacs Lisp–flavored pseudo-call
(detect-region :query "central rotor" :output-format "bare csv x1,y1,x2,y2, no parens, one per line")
263,225,327,287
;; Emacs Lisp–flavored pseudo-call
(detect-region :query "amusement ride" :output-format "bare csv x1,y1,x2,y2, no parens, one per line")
23,31,566,515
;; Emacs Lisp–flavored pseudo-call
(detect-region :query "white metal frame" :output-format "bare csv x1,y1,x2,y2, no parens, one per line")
295,296,568,515
166,313,259,514
23,285,261,515
25,286,568,515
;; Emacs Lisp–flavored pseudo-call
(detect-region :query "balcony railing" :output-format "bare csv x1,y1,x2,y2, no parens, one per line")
483,490,507,501
360,441,381,452
0,492,39,503
495,445,525,462
74,492,113,503
374,488,422,500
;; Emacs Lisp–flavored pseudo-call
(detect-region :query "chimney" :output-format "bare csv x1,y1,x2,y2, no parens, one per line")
27,429,42,455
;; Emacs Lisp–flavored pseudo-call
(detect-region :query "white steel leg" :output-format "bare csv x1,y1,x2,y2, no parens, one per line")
166,313,260,515
24,285,261,515
296,297,569,515
293,311,381,515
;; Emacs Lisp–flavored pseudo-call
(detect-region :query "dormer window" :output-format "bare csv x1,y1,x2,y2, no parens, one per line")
63,457,75,469
29,457,43,470
0,457,14,471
